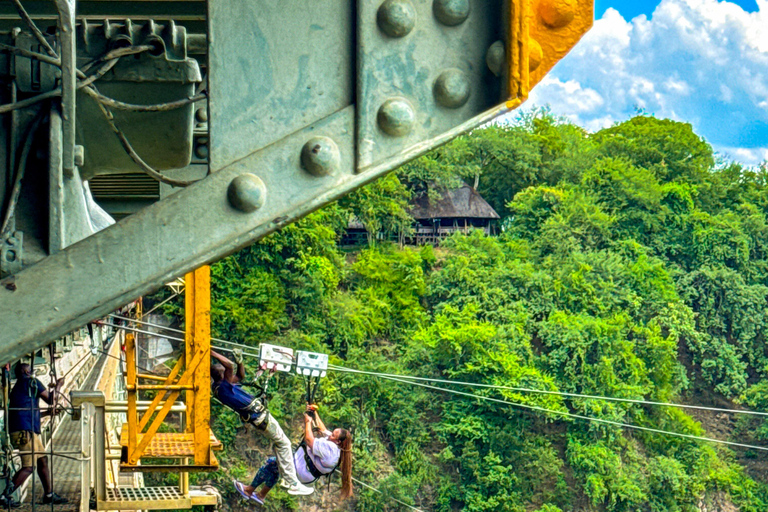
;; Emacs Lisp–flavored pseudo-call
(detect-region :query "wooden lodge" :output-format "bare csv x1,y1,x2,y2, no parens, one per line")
342,183,500,246
409,183,500,244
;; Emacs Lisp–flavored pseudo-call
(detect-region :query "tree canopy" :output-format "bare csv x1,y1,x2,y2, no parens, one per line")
153,113,768,512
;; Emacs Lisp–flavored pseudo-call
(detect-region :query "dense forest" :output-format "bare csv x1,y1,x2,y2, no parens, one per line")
158,112,768,512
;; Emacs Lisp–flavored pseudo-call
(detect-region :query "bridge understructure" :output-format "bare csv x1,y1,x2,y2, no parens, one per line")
0,1,593,510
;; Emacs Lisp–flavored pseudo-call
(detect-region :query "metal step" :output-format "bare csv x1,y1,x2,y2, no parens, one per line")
98,487,190,511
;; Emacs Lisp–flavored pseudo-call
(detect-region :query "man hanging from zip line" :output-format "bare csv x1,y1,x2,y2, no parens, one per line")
0,363,67,508
209,349,313,496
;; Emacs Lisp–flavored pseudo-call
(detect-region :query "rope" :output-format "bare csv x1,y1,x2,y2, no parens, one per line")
352,477,427,512
371,374,768,453
328,365,768,418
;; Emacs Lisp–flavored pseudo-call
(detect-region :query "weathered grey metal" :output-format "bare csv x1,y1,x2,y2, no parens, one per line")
300,137,341,177
13,32,58,93
0,0,532,366
207,0,353,171
433,0,471,26
50,109,114,254
227,174,267,213
0,100,510,365
357,0,504,169
0,230,22,275
486,40,505,77
433,69,471,109
377,98,416,137
75,20,201,180
377,0,416,38
55,0,77,177
0,107,354,364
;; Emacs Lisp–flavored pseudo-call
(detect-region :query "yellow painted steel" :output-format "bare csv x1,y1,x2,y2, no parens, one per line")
121,266,217,472
125,332,138,462
508,0,594,101
185,266,212,466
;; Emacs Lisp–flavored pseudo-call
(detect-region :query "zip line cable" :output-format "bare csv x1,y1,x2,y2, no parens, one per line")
370,373,768,453
103,318,768,418
107,314,256,350
98,322,259,364
352,477,427,512
141,291,182,318
327,365,768,418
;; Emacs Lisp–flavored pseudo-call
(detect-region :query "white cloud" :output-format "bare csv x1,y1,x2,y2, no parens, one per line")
521,0,768,166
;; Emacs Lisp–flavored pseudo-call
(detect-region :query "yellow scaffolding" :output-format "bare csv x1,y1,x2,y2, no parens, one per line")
120,266,220,473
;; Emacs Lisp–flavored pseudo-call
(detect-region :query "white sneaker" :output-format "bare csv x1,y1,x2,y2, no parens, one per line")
285,482,313,496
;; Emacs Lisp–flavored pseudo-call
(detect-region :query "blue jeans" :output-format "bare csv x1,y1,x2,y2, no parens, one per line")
251,457,280,489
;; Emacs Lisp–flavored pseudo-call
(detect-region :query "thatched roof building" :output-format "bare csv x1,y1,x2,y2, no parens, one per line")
341,183,500,246
410,183,500,222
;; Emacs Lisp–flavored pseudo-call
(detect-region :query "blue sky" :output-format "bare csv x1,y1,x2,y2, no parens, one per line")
524,0,768,165
596,0,759,19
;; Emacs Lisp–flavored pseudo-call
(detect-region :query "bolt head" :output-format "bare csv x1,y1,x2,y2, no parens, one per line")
195,107,208,124
377,0,416,38
486,41,505,77
434,69,470,109
301,136,340,177
433,0,470,26
539,0,576,28
377,98,415,137
195,137,209,160
227,174,266,213
529,38,543,71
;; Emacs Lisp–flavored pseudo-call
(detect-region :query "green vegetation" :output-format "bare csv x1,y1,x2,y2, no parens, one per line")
157,112,768,511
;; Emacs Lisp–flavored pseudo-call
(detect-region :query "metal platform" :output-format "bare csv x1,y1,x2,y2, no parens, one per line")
118,428,221,472
98,487,190,511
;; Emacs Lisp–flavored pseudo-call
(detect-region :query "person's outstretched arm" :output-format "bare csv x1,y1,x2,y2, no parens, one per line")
211,350,240,383
304,413,316,449
312,408,328,434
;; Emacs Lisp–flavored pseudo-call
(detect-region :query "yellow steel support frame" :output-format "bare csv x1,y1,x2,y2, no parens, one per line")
185,266,212,466
124,266,213,468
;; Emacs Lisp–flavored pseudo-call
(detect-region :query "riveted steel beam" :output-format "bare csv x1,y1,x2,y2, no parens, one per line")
0,0,594,366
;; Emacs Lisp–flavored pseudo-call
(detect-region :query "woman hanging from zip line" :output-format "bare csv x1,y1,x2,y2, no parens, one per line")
233,405,353,505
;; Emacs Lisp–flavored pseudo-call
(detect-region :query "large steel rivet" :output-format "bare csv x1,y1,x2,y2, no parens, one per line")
377,0,416,38
227,174,266,213
539,0,576,28
529,39,543,71
434,69,470,109
377,98,415,137
195,107,208,124
195,137,209,160
301,136,340,177
486,41,505,77
433,0,470,26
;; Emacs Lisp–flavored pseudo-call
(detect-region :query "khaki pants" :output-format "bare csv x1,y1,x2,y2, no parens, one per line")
10,431,45,467
255,415,299,487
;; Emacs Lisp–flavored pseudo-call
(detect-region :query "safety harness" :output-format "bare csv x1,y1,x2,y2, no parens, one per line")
297,439,340,484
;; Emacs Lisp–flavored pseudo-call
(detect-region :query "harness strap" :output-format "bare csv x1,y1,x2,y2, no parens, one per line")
298,441,340,483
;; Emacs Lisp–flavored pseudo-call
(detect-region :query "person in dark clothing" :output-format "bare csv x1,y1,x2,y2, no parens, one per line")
1,363,67,507
210,350,312,497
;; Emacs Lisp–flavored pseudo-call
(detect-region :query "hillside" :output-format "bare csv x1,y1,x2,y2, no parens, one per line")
154,113,768,512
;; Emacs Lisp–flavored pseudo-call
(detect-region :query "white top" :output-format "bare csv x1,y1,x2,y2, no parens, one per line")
294,431,341,484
